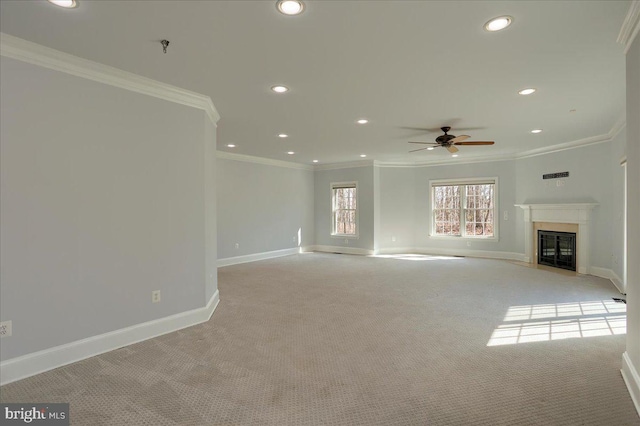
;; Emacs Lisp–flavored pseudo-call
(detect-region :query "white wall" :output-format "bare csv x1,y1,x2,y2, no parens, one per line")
216,155,314,260
0,56,216,360
314,165,375,252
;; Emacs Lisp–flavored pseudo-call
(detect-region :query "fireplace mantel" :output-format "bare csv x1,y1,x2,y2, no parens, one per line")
515,203,598,274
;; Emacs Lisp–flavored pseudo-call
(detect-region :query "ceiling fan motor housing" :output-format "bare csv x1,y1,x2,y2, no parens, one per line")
436,134,456,144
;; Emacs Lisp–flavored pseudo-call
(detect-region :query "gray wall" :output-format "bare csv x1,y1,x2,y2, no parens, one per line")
514,139,623,270
0,57,215,360
610,128,627,285
314,165,374,251
625,31,639,396
205,119,218,302
313,149,623,266
216,157,314,259
377,167,418,250
376,160,518,254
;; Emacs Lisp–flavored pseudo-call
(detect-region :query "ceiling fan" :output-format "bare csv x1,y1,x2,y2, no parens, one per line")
409,126,494,154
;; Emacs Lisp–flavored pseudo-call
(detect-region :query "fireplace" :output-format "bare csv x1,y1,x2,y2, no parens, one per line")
538,230,577,271
515,203,597,274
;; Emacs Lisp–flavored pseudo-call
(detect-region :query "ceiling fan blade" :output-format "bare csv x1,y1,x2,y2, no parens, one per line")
454,141,495,145
409,147,430,153
399,126,439,133
453,126,487,131
447,145,459,153
409,141,438,145
450,135,470,143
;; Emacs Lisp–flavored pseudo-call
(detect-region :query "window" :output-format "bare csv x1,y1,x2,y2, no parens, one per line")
332,182,357,236
431,179,497,238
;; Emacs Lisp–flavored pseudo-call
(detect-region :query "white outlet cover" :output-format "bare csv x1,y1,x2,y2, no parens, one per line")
152,290,161,303
0,320,12,337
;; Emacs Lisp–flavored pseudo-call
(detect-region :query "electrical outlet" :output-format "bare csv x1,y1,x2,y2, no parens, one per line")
292,236,296,242
152,290,161,304
235,243,239,249
504,211,509,221
392,236,396,242
0,320,12,338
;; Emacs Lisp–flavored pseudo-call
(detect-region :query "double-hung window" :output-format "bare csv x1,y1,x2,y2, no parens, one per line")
331,182,357,236
430,178,497,239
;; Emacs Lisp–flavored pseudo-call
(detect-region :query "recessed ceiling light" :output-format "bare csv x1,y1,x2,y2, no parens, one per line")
276,0,305,16
530,129,543,134
287,151,295,155
452,154,459,158
278,134,288,138
356,119,369,124
518,88,536,95
312,160,319,163
360,154,367,158
427,147,435,151
226,144,236,148
48,0,77,7
271,85,289,93
484,16,512,32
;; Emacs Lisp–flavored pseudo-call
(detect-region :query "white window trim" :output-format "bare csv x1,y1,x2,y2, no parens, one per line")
331,181,359,239
428,177,499,241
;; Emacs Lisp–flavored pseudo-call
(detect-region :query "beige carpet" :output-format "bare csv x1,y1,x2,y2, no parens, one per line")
1,253,638,425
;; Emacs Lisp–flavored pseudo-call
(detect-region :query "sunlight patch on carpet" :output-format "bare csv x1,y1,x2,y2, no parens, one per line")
488,300,626,346
371,254,463,261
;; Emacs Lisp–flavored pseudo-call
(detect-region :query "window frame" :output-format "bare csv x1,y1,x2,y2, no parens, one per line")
428,177,499,241
331,181,359,239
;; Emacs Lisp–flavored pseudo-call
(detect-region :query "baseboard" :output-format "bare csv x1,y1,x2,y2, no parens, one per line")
589,266,626,293
217,247,300,267
310,245,374,256
374,247,418,255
0,290,220,386
376,247,527,262
621,351,640,417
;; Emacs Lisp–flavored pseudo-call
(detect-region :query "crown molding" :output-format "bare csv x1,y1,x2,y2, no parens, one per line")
374,117,626,168
516,117,625,160
0,33,220,125
220,116,625,171
374,153,515,168
216,151,314,171
313,160,374,171
618,0,640,54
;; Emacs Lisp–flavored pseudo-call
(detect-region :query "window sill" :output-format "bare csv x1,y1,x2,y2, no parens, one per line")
331,234,359,239
429,235,499,242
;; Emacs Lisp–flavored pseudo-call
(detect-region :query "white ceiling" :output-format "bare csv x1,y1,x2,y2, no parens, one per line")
0,0,630,165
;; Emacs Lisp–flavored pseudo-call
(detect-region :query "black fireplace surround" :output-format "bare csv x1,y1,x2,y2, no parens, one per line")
538,230,577,271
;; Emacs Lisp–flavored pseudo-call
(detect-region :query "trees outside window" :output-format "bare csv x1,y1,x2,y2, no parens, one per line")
432,180,496,238
332,183,357,236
